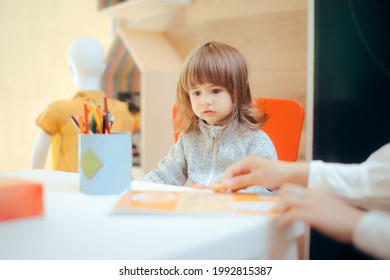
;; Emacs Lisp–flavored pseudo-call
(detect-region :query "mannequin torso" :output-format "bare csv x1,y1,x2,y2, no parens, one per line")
30,38,133,171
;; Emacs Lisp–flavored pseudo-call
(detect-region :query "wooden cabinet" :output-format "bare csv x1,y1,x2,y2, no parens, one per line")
98,0,190,175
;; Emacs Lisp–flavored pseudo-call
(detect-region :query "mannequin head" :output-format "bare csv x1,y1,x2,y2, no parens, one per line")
68,37,105,91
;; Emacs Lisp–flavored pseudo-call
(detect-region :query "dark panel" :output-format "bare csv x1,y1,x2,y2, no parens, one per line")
314,0,390,163
309,229,375,260
312,0,390,259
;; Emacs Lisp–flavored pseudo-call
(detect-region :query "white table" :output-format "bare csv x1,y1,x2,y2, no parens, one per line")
0,170,304,260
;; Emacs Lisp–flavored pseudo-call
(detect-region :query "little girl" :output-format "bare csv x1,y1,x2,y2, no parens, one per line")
140,41,277,193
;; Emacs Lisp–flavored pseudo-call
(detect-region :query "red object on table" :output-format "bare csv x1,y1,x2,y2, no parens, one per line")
0,178,44,221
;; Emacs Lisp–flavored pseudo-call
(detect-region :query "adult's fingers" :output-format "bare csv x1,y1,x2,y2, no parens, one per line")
222,162,252,181
222,173,258,192
275,184,308,212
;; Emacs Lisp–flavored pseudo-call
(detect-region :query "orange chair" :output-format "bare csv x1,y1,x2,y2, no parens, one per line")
173,97,304,162
254,98,304,161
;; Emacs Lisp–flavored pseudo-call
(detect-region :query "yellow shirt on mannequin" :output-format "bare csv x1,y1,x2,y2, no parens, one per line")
36,91,134,172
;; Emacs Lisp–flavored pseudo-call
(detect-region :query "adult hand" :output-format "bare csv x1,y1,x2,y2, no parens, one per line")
275,184,365,243
221,156,309,192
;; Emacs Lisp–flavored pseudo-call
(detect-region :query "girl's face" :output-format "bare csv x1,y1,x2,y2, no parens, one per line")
188,83,233,126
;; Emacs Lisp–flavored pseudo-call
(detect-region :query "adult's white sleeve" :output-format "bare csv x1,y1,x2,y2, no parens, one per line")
308,143,390,202
352,211,390,259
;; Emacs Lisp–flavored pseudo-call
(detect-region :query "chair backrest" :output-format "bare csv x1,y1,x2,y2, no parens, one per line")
172,97,304,161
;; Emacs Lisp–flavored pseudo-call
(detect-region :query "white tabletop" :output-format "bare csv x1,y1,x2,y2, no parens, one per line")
0,170,304,260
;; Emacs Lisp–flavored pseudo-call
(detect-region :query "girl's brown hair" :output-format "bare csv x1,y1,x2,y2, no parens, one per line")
176,41,266,133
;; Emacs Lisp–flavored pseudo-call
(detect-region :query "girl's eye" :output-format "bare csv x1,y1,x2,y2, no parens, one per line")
212,88,222,94
191,91,201,96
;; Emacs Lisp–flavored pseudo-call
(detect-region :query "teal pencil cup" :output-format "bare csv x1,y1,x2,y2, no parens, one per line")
78,133,132,195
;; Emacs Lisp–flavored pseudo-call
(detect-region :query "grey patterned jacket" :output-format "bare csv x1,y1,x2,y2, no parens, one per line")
140,119,277,193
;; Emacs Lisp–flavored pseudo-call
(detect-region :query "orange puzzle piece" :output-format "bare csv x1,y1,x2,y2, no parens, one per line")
0,178,44,222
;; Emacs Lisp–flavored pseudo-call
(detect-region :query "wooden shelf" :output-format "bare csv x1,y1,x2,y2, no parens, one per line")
99,0,185,173
102,36,142,166
103,36,140,99
98,0,127,10
118,28,182,71
98,0,191,21
103,27,182,173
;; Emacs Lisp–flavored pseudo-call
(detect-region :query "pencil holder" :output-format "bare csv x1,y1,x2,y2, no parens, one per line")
78,133,132,195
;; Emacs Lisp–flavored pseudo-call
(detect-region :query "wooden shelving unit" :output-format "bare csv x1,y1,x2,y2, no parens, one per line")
98,0,127,10
99,0,188,175
102,36,141,166
98,0,191,21
99,0,192,31
103,36,140,99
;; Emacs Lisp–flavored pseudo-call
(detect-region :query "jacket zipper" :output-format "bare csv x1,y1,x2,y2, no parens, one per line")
205,133,217,185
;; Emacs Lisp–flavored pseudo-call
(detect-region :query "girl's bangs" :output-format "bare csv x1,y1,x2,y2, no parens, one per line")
181,54,228,92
